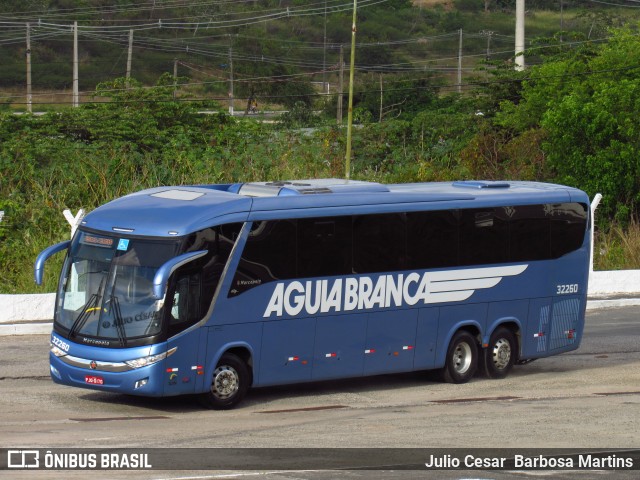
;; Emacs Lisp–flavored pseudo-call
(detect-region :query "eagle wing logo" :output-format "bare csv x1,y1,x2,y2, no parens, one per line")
424,264,528,304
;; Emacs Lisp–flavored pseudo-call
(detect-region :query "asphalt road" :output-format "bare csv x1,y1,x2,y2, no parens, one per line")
0,306,638,479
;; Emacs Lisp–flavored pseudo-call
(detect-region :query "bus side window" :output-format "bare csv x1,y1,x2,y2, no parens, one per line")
170,273,201,327
230,220,297,297
168,224,241,334
353,213,406,273
459,208,509,266
406,210,459,269
298,216,352,278
549,203,588,258
509,204,550,261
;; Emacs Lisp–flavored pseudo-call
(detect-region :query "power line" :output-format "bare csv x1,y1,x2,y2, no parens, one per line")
0,0,337,20
1,6,635,107
585,0,640,6
0,0,391,28
0,27,624,90
3,60,639,106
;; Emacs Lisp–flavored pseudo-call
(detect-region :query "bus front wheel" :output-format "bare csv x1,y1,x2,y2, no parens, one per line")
481,327,516,379
198,353,250,410
442,330,478,384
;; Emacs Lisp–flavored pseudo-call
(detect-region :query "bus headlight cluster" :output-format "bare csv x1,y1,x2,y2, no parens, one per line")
50,345,67,357
125,347,176,369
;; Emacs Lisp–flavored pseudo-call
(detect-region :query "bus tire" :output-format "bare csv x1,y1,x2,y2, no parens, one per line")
481,327,516,379
442,330,478,384
198,353,250,410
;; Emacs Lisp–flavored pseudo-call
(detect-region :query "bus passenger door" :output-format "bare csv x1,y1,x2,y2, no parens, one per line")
164,328,203,395
364,310,418,375
259,318,316,386
312,313,367,381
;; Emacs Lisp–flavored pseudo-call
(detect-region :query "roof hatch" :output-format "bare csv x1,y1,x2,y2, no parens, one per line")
150,189,205,201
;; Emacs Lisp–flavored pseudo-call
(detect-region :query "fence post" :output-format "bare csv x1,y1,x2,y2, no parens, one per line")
590,193,603,275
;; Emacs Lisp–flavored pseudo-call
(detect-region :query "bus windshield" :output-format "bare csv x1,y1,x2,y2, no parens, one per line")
55,231,180,345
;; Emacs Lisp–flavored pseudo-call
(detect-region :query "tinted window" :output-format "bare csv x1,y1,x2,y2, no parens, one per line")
168,224,241,336
226,202,588,297
549,203,588,258
407,210,459,269
509,204,550,261
231,220,297,296
298,216,352,277
353,213,406,273
460,208,509,265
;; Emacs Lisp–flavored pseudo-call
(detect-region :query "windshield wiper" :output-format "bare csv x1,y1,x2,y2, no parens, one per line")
109,295,128,348
68,294,100,339
68,273,107,338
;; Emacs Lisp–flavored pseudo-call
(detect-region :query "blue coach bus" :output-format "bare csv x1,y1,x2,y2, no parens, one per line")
36,179,590,409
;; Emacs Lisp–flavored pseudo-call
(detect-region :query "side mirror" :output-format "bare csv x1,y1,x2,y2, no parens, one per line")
153,250,208,300
34,241,71,285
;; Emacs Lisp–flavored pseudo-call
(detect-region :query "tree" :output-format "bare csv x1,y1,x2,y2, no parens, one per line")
543,77,640,221
531,29,640,220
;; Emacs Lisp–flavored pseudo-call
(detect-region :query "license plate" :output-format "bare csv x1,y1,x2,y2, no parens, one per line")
85,375,104,385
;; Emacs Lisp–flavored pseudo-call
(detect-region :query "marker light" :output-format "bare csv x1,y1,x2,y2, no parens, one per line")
125,347,177,369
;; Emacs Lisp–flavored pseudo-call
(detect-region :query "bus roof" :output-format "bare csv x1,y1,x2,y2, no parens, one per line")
80,179,589,237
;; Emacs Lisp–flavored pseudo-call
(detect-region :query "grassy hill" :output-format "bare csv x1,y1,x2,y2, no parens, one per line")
1,1,635,112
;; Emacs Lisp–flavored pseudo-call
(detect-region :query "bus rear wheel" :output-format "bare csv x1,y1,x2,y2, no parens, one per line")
442,330,478,384
481,327,516,379
198,353,249,410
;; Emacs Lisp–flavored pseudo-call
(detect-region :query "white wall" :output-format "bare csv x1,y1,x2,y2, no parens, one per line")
588,270,640,296
0,293,56,335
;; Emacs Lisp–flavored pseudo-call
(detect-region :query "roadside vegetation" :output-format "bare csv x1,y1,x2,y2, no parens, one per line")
2,3,640,292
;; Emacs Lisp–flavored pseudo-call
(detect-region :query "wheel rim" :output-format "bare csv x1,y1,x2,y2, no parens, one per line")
211,365,239,399
491,338,512,370
452,341,472,374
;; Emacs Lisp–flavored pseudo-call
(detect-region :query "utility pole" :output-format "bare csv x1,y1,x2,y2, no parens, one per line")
126,29,133,87
560,0,564,43
457,28,462,94
228,39,234,116
337,44,344,125
322,0,327,93
72,21,79,107
26,23,32,113
173,59,178,99
481,30,494,61
344,0,357,181
515,0,525,71
379,74,383,123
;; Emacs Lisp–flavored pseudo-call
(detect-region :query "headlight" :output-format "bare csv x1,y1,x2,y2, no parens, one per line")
50,345,67,357
125,347,176,369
